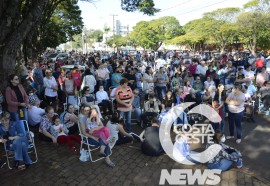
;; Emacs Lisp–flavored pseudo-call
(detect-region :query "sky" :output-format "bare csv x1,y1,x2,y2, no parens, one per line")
78,0,251,31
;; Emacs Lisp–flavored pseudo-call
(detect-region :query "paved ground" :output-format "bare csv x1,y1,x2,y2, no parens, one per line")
0,113,270,186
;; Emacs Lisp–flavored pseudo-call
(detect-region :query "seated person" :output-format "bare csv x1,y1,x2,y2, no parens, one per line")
206,132,243,172
39,106,58,142
184,88,201,106
141,94,159,128
0,112,32,169
140,118,164,156
242,85,255,122
204,76,215,91
50,115,81,154
193,77,204,93
107,112,134,148
242,78,256,98
81,86,95,106
79,108,115,167
28,99,45,127
63,103,79,135
235,68,245,83
132,89,141,125
173,125,200,164
161,90,175,112
96,85,112,115
258,81,270,111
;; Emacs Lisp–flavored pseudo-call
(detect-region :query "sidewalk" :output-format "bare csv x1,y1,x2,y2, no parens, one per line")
0,114,269,185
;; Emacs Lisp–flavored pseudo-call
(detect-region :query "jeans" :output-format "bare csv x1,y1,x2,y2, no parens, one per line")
98,80,109,91
10,107,28,122
228,111,244,139
11,136,32,165
156,86,166,101
36,84,44,98
207,152,242,172
119,110,132,133
225,78,235,85
220,105,225,132
134,108,141,123
87,138,110,156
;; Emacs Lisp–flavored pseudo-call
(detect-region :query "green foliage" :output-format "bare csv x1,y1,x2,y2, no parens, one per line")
71,34,82,49
129,16,183,50
106,35,127,47
41,0,83,49
121,0,160,16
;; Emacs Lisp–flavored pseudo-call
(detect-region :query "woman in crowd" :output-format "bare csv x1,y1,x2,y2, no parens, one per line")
43,69,58,110
39,106,57,142
161,90,175,112
206,132,242,172
81,68,96,94
143,66,154,94
111,68,122,88
213,84,227,132
226,83,245,144
115,78,134,133
106,112,134,148
79,108,115,167
5,74,30,121
0,112,32,169
63,103,79,135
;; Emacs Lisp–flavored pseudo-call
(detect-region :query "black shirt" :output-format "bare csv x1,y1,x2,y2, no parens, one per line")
141,126,163,156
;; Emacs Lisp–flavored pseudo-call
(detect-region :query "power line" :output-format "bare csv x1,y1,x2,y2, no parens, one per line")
174,0,230,16
159,0,195,12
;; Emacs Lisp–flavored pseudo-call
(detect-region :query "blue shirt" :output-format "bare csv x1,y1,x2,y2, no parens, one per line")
111,73,121,87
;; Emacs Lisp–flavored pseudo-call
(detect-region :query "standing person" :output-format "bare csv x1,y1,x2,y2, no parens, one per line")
5,74,30,122
111,68,122,88
143,66,154,94
213,84,226,132
32,62,44,98
132,89,141,126
97,64,110,91
43,69,58,110
226,84,245,144
71,67,81,91
134,68,143,93
197,61,208,84
115,78,134,133
154,67,169,101
224,61,236,85
80,68,96,94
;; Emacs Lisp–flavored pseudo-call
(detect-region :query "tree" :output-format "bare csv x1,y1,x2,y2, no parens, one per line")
129,16,184,50
171,18,207,49
106,35,127,48
24,0,83,59
236,0,270,55
120,0,160,16
0,0,160,89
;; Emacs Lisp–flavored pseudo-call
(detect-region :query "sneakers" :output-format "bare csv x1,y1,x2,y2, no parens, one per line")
237,160,243,168
236,139,241,144
226,136,234,139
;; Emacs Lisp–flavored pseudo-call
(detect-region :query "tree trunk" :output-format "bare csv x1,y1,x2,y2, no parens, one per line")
0,0,49,91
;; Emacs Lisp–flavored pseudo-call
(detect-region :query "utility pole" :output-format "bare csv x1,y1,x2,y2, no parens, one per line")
110,14,118,52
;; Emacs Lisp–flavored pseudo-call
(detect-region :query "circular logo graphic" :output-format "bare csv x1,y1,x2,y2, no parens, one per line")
159,102,223,165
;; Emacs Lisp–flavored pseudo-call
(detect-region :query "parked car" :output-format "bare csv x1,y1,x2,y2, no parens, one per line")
48,53,68,62
60,65,87,73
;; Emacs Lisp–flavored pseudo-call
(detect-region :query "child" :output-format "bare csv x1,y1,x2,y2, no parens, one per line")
50,115,81,154
86,108,112,155
210,100,222,132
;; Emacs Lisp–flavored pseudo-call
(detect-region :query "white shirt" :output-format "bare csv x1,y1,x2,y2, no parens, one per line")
96,90,109,103
97,68,110,80
197,65,208,76
244,70,255,80
243,83,257,97
43,76,58,97
53,124,66,136
28,106,45,126
204,80,215,90
81,75,96,93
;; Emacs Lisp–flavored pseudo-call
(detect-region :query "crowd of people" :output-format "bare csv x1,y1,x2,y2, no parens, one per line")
0,49,270,171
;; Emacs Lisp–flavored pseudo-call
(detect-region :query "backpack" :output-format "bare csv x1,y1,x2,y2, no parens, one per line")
59,112,69,124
